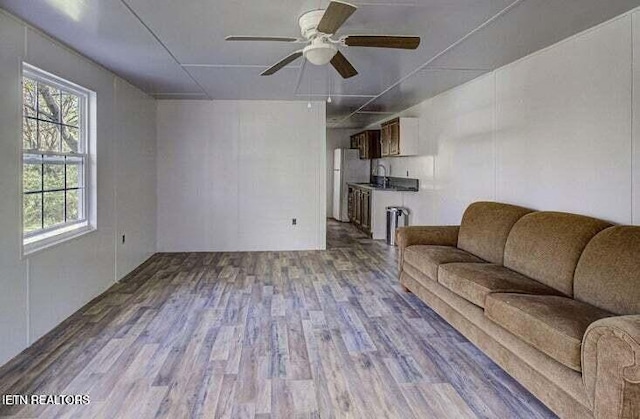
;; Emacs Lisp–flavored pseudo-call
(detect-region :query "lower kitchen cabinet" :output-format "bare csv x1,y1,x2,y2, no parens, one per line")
347,186,355,221
361,191,371,231
348,185,407,239
348,185,372,236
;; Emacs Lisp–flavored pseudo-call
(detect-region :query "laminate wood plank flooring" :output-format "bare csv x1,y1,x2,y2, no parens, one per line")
0,220,555,418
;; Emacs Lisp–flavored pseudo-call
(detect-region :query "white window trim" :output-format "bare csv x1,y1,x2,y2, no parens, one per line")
23,223,96,256
21,63,97,257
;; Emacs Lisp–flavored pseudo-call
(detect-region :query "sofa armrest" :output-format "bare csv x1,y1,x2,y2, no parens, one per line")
582,315,640,418
396,226,460,272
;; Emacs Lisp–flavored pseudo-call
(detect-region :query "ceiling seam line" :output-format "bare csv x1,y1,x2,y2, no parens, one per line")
152,93,209,96
119,0,213,100
421,67,494,71
181,64,304,69
337,0,524,125
357,3,417,6
180,67,216,100
295,94,378,98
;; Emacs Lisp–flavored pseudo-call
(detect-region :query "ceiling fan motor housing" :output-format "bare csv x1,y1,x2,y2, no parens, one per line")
299,9,338,65
298,9,326,39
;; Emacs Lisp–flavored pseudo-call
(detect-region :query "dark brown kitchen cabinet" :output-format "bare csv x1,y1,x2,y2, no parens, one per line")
380,118,400,156
350,130,381,160
355,188,363,225
380,117,418,157
348,185,372,236
388,119,400,155
352,188,361,224
380,124,391,156
361,190,371,231
356,132,366,159
350,135,358,149
347,186,355,221
349,187,356,222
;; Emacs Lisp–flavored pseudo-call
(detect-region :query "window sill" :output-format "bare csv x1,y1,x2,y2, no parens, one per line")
23,223,96,258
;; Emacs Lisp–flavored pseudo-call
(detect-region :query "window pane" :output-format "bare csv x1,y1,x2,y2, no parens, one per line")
22,69,91,242
23,78,37,118
61,126,79,153
38,121,61,152
66,189,82,221
37,83,60,123
61,93,79,127
23,117,37,150
65,162,84,189
23,193,42,233
43,163,64,190
43,191,64,228
23,163,42,192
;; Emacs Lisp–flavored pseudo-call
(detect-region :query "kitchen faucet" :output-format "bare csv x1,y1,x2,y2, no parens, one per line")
375,163,388,188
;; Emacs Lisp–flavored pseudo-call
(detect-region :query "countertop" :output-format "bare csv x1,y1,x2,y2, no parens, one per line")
347,182,418,193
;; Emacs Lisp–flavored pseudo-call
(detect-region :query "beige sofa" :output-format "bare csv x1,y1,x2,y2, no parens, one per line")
397,201,640,419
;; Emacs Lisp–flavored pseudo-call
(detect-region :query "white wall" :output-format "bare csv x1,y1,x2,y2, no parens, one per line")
326,128,353,216
115,79,157,279
157,100,326,252
0,10,157,366
372,10,640,227
495,17,632,221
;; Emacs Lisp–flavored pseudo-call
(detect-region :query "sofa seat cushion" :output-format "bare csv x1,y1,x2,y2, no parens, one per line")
485,293,614,372
404,245,485,281
438,263,564,308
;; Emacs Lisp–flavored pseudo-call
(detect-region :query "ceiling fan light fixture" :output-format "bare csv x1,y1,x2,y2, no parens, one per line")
303,42,338,66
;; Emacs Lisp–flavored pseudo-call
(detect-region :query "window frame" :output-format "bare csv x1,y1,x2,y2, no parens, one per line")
21,63,96,256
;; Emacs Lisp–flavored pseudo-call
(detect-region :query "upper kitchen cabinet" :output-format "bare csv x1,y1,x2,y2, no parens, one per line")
350,134,358,150
350,130,381,159
380,117,419,157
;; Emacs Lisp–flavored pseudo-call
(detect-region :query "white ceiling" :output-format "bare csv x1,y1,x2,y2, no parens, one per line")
2,0,639,128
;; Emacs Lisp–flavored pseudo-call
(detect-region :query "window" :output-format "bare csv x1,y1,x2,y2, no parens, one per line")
22,64,94,253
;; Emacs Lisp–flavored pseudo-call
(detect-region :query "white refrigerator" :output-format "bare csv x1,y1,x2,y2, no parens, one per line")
332,149,370,221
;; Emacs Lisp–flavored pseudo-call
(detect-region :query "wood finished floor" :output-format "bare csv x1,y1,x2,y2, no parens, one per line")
0,220,555,418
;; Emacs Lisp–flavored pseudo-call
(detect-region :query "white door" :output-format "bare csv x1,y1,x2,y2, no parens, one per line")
333,169,342,220
332,149,343,220
333,148,342,170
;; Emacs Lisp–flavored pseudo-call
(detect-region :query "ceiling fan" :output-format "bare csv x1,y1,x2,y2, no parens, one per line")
225,0,421,79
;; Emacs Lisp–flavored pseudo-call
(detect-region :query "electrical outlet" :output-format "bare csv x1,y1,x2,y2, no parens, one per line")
292,218,297,226
122,234,126,244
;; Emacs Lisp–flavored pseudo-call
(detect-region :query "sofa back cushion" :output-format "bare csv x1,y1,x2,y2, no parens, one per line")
503,212,612,296
574,226,640,315
458,201,534,264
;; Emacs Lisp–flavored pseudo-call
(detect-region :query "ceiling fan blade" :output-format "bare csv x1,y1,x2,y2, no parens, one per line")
344,35,421,49
330,51,358,79
261,51,303,76
317,1,357,34
226,36,301,42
